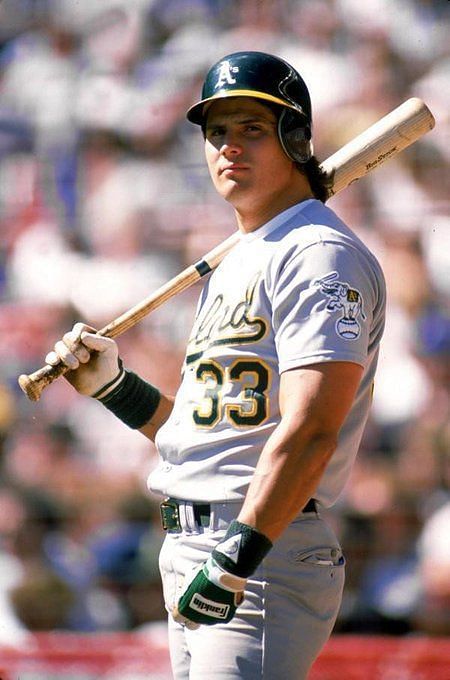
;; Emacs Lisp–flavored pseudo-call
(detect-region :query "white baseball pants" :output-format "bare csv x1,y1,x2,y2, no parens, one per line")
158,501,345,679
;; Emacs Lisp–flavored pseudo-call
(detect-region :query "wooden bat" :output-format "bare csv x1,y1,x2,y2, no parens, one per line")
18,97,435,401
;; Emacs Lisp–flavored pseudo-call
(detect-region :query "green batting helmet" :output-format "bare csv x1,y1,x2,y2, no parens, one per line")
186,51,313,163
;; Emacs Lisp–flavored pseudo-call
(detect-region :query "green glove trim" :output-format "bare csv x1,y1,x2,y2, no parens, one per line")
212,520,272,578
175,558,243,626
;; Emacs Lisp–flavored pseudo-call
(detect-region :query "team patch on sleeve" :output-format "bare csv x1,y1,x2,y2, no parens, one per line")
313,272,366,340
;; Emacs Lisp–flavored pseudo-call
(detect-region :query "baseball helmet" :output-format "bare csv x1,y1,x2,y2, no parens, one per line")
186,51,313,163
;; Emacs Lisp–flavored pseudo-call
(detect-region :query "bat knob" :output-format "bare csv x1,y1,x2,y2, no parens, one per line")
18,361,68,401
18,373,42,401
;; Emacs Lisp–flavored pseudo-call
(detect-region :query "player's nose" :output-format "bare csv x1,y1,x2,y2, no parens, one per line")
219,132,243,157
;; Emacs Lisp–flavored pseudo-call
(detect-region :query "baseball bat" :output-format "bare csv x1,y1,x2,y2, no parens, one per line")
18,97,434,401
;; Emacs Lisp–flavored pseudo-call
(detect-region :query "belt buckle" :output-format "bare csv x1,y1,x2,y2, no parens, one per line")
160,499,181,533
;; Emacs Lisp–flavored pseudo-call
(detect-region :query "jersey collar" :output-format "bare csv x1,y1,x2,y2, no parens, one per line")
240,198,316,242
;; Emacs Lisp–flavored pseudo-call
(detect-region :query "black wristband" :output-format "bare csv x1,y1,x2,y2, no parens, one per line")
98,370,161,429
212,520,273,578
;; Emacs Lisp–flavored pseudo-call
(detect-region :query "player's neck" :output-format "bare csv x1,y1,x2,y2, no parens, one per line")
235,186,313,234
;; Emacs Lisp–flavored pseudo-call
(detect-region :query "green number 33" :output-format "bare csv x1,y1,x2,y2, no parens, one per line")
193,359,270,428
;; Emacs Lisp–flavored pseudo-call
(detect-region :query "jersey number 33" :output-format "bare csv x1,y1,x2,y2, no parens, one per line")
193,359,270,429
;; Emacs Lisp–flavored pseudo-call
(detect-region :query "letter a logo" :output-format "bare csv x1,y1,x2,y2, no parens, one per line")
214,534,242,564
215,61,238,89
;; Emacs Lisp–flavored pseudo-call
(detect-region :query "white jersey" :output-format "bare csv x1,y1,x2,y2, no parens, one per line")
148,199,386,507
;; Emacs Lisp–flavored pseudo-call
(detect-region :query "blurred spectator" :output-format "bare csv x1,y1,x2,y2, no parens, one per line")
414,500,450,635
10,565,74,631
0,0,448,637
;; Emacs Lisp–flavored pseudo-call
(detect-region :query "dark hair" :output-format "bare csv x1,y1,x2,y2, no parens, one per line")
260,101,329,202
297,156,329,203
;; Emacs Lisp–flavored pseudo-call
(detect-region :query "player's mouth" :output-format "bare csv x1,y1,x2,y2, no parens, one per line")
219,164,249,176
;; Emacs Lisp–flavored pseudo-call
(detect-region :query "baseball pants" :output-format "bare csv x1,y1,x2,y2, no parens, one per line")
158,500,345,679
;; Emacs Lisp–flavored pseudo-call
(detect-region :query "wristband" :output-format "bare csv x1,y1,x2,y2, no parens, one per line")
97,370,161,429
212,520,272,579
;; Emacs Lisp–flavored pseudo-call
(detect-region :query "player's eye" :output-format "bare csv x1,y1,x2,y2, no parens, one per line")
207,126,225,138
244,124,263,133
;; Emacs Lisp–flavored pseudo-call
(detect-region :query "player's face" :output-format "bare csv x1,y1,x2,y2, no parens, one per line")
204,98,305,230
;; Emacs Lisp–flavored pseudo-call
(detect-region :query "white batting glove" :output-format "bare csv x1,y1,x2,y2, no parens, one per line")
45,322,125,397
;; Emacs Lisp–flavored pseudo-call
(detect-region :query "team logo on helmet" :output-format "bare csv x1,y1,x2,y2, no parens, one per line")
314,272,366,340
215,60,239,89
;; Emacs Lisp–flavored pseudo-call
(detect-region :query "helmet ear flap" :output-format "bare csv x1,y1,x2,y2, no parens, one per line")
278,109,313,163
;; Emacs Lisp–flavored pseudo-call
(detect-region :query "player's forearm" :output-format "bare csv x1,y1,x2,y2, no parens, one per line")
139,393,175,441
237,421,337,542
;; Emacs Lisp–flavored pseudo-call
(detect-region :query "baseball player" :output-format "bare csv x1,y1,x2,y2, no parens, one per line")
46,52,386,679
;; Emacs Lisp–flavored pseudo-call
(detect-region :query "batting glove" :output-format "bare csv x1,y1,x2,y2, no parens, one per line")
45,322,124,397
173,520,272,627
173,557,246,627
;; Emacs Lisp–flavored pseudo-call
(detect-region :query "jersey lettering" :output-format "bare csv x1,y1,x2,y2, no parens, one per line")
186,273,267,365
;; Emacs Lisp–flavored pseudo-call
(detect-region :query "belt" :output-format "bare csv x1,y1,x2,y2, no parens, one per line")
160,497,318,533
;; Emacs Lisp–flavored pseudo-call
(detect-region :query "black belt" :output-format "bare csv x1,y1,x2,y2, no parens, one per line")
160,497,318,533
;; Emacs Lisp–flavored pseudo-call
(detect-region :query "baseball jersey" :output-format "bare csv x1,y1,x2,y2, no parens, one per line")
148,198,386,507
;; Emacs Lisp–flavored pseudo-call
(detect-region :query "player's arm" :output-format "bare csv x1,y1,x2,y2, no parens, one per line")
139,396,174,441
45,323,174,440
237,360,363,540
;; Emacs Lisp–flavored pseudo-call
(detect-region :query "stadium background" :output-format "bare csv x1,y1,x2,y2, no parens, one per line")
0,1,448,677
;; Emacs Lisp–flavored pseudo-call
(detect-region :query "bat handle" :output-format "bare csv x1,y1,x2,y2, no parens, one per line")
18,362,70,402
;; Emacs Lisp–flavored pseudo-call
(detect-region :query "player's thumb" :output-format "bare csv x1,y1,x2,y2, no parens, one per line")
80,332,118,355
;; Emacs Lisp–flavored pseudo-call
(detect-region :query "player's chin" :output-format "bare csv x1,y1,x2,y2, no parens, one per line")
215,177,249,202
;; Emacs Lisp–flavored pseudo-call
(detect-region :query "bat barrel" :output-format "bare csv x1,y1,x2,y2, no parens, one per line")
322,98,435,197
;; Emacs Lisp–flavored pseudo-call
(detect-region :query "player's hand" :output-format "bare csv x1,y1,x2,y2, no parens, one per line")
45,322,124,397
173,520,272,628
172,557,246,628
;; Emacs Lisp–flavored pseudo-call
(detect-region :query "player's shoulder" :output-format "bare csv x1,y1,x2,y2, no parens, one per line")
278,199,381,266
264,200,385,303
290,199,363,246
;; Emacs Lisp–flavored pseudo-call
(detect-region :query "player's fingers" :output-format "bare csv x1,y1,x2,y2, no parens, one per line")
80,332,117,355
51,339,80,370
172,606,200,630
62,323,97,364
235,591,244,606
66,322,97,345
65,322,93,346
184,619,201,631
59,331,90,364
73,322,97,336
45,351,60,366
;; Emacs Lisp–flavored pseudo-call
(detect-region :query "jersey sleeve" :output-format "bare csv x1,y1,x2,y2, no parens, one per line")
270,240,378,373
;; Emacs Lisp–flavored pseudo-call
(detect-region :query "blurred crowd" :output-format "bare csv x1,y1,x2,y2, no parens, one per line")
0,0,448,644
